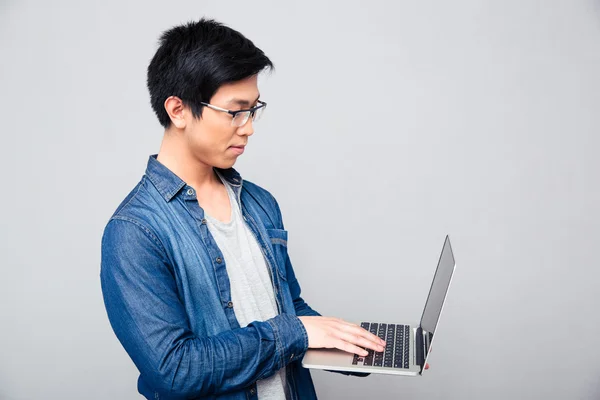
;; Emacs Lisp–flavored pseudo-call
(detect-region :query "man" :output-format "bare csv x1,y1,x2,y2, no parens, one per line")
100,18,385,399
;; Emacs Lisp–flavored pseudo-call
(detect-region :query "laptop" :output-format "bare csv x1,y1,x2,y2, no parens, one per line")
301,235,456,376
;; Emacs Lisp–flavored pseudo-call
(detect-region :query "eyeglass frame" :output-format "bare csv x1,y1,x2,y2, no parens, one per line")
199,100,267,127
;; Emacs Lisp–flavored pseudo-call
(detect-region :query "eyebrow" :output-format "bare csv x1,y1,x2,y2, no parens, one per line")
227,94,261,107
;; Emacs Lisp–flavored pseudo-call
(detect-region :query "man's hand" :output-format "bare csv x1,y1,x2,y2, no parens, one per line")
298,316,385,356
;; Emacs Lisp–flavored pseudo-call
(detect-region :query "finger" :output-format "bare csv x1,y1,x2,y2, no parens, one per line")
335,339,369,356
327,319,387,349
355,326,386,347
335,322,386,346
336,330,385,352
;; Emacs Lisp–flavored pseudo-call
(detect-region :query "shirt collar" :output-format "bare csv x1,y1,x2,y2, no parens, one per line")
145,154,243,202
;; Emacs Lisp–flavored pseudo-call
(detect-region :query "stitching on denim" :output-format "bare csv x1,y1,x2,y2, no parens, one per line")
242,184,279,229
145,171,167,200
298,317,309,353
277,320,285,369
146,167,184,201
270,238,288,247
110,215,168,255
174,195,228,306
244,211,279,275
166,181,186,201
114,177,145,217
268,318,284,370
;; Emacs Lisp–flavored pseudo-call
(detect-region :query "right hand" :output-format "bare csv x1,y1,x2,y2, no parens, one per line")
298,316,385,357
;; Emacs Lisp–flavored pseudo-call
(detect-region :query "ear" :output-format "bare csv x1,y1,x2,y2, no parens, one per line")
164,96,187,129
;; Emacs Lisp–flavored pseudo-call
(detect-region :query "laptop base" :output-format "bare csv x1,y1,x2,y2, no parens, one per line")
301,322,422,376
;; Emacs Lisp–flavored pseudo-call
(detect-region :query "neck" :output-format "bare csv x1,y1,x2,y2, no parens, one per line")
156,129,219,190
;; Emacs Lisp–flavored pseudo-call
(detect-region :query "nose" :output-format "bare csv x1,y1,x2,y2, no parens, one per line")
237,116,254,137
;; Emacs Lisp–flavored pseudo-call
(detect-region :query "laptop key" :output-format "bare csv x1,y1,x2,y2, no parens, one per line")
379,323,387,340
370,323,378,335
387,325,395,340
388,324,407,369
352,322,413,369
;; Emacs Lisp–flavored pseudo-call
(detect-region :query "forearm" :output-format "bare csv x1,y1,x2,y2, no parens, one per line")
145,314,307,397
104,291,308,399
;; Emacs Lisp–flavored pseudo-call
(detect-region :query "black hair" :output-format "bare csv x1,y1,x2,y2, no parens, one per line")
147,18,274,128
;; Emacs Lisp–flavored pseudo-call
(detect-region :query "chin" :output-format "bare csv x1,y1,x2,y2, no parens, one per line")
215,158,237,170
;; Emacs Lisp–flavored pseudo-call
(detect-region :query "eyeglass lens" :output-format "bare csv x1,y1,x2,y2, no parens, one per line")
231,105,265,127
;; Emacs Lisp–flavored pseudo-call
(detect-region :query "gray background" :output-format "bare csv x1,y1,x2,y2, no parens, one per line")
1,1,599,399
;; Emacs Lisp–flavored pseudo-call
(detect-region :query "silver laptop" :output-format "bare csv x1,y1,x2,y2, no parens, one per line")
301,235,456,376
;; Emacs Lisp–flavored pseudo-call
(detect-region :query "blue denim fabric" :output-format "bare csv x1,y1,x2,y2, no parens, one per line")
101,155,322,400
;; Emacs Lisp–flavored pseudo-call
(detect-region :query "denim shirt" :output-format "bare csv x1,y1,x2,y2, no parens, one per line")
100,155,321,400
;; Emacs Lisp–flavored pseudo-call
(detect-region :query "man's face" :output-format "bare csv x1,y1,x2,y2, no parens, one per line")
185,74,260,169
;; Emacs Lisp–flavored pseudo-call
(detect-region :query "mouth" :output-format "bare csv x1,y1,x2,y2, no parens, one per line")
229,145,246,155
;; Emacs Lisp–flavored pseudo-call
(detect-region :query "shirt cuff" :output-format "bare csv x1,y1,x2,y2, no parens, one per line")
267,313,309,369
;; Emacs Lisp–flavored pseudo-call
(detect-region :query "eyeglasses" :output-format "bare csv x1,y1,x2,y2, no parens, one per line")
200,100,267,127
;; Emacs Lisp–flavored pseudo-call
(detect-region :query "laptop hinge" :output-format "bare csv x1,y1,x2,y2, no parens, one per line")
415,326,425,370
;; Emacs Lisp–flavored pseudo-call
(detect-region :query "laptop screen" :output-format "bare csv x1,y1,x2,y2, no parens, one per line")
419,236,456,334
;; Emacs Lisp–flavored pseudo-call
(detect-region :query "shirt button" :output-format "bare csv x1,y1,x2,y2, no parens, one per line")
249,388,256,395
186,189,194,195
227,301,234,308
215,257,222,263
201,218,207,224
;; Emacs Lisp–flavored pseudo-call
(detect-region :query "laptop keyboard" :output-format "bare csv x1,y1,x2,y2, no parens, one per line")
352,322,410,369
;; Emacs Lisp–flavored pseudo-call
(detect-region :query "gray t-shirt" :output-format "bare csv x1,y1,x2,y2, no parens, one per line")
205,173,289,400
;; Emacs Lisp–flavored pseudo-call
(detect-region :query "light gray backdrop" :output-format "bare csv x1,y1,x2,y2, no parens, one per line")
1,1,599,399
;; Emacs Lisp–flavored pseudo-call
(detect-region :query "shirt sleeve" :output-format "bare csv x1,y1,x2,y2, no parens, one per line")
100,217,308,398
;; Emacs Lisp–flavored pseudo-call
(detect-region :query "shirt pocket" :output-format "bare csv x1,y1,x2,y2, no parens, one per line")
266,228,288,281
